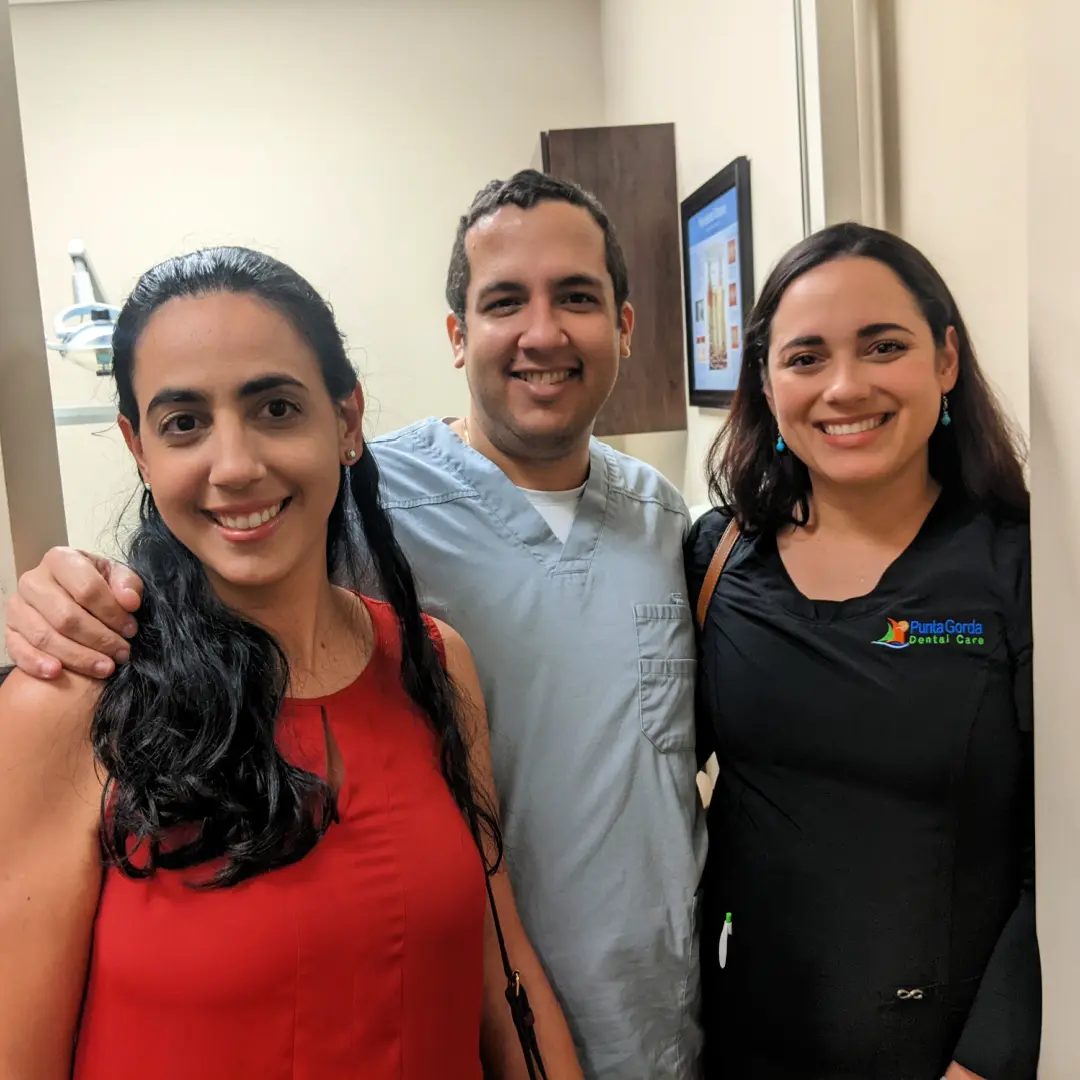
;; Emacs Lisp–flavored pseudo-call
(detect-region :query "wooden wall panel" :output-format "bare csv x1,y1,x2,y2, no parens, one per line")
542,122,686,436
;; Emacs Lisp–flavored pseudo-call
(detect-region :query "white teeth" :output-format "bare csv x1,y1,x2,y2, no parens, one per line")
215,502,282,531
822,417,885,436
516,370,573,385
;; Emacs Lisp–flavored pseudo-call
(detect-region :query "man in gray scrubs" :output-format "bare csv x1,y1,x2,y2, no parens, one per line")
5,171,705,1079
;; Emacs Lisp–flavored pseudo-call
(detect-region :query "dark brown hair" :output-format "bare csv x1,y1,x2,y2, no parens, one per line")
445,169,629,327
99,247,500,887
709,222,1028,534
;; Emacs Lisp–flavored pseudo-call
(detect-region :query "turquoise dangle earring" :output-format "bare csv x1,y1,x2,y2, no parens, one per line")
776,431,786,453
940,394,952,427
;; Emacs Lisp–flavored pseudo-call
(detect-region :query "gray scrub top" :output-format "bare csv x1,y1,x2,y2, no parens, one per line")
371,418,706,1080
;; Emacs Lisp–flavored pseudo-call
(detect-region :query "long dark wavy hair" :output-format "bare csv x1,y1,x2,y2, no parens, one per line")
710,222,1029,534
96,246,501,887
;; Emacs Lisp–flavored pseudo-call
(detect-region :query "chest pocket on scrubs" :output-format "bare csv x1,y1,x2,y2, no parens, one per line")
634,603,697,753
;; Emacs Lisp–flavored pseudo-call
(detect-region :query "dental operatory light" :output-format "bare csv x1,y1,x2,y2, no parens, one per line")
44,240,119,376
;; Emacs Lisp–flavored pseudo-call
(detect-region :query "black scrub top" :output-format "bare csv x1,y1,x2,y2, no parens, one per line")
687,491,1039,1080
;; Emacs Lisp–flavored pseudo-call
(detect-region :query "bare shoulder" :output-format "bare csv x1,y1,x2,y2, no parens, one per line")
429,618,477,678
428,620,496,795
429,618,486,717
0,668,102,769
429,617,467,662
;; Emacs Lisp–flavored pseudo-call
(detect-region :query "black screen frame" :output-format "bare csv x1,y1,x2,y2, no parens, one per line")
680,155,755,409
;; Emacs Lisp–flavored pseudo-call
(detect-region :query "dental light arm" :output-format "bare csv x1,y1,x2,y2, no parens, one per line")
44,240,120,376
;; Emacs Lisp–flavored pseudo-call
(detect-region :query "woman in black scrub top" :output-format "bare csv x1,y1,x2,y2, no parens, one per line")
688,224,1038,1080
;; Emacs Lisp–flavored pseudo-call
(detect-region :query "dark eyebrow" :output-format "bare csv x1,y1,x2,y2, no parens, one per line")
237,374,307,398
146,387,206,413
145,374,307,415
779,322,915,352
779,334,825,352
476,280,526,304
856,322,914,339
555,274,606,292
475,273,607,305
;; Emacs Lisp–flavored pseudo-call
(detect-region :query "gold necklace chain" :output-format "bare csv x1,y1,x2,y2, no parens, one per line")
461,417,471,447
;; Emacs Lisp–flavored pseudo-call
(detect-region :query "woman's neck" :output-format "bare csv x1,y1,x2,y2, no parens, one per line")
805,454,940,542
209,559,366,688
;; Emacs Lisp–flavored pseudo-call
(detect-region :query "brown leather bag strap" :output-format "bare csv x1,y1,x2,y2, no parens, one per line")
694,519,741,629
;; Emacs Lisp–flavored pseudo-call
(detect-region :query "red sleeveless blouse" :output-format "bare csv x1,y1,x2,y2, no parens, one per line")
73,599,485,1079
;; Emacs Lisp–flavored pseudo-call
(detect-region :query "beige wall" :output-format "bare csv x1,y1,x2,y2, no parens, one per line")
1030,1,1080,1072
599,0,805,508
0,443,17,660
0,0,68,655
882,0,1028,434
0,5,21,655
10,0,605,552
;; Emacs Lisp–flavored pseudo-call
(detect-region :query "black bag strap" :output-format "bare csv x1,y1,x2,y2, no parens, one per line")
485,873,549,1079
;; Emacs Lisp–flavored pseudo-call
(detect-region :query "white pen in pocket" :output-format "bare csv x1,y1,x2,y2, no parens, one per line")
718,911,732,968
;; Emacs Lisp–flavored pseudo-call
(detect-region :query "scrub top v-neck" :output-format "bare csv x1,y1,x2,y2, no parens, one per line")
445,429,610,573
687,491,1038,1080
518,483,586,545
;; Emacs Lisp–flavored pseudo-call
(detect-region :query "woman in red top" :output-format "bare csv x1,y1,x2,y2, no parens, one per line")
0,248,581,1079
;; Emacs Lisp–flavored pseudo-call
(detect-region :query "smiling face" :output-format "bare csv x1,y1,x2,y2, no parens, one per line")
448,200,633,462
119,290,362,601
764,256,959,492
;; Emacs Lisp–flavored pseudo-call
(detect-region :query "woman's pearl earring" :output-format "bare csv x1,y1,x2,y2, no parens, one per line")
345,448,357,461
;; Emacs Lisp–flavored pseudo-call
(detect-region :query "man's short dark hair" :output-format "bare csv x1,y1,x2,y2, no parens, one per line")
445,169,630,325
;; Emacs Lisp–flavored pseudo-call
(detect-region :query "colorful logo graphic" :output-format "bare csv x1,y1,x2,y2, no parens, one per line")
872,617,986,649
874,618,910,649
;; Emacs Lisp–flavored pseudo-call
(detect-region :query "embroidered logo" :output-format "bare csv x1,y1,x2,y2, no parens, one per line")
873,617,986,649
873,618,910,649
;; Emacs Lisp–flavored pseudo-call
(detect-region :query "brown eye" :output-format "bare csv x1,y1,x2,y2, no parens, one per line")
260,399,299,420
870,341,906,358
161,413,202,436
